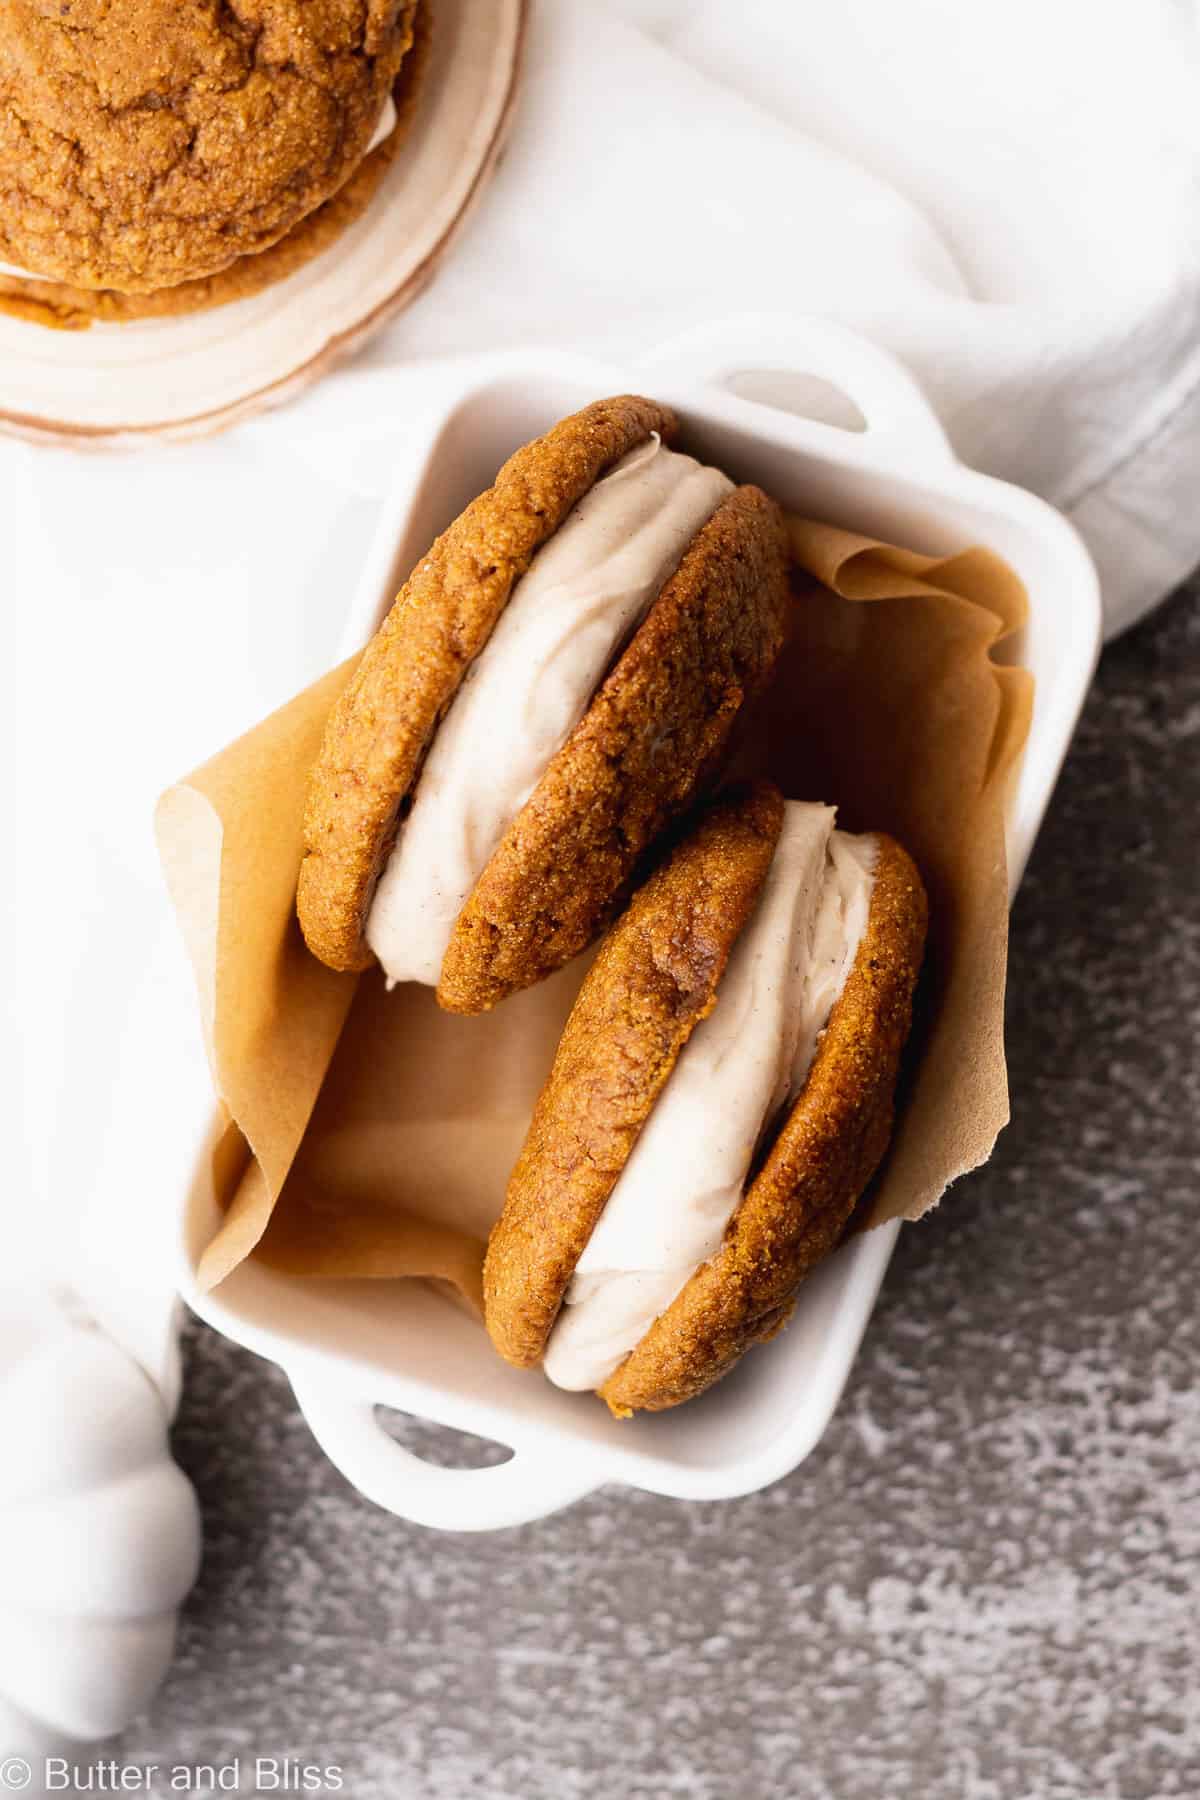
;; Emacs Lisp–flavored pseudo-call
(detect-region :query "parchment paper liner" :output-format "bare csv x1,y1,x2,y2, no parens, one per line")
156,521,1032,1319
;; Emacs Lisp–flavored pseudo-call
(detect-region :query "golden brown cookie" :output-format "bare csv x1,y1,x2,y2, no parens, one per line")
0,1,431,330
599,833,928,1414
482,781,785,1370
483,810,928,1412
297,395,679,973
0,0,417,293
437,483,792,1013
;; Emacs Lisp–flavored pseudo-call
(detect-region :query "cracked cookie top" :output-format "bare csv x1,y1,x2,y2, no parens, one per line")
0,0,417,292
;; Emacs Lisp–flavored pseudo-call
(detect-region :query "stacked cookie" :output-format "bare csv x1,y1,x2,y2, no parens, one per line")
0,0,427,322
298,397,928,1413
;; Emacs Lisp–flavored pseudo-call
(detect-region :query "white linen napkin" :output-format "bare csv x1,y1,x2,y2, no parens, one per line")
311,0,1200,638
2,0,1198,1376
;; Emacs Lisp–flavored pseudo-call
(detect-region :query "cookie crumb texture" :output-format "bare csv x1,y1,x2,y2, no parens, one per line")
0,0,416,292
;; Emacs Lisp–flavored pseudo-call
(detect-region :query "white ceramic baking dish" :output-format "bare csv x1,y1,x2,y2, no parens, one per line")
177,315,1101,1531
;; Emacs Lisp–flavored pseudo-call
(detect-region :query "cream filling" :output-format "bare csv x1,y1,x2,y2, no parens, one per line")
542,805,878,1394
0,262,52,283
0,97,399,286
366,436,734,987
368,94,399,155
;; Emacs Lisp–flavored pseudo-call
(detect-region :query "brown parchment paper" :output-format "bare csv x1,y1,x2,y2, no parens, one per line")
155,522,1031,1312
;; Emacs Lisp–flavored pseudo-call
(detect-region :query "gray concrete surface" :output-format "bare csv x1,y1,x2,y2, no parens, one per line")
125,578,1198,1800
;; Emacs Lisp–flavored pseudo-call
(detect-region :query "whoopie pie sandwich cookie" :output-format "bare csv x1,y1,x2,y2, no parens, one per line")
483,779,928,1414
0,0,425,320
297,396,792,1012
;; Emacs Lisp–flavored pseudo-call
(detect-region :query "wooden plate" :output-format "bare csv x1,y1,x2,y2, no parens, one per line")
0,0,527,448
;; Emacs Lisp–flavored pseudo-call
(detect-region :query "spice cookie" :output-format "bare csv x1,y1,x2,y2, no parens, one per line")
297,396,792,1012
484,782,928,1413
0,0,431,329
0,0,420,295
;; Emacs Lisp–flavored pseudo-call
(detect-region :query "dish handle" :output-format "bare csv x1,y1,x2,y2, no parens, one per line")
290,1374,603,1532
639,312,953,465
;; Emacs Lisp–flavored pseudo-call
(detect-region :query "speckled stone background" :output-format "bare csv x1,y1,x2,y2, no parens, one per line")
124,579,1198,1800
